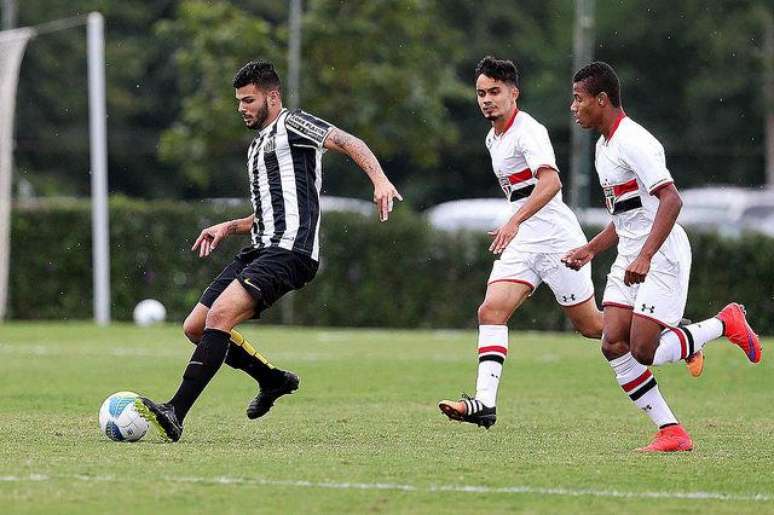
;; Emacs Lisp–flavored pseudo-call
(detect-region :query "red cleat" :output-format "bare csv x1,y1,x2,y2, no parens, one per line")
636,424,693,453
716,303,762,363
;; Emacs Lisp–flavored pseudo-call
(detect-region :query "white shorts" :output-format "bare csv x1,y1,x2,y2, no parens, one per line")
488,249,594,307
602,232,692,327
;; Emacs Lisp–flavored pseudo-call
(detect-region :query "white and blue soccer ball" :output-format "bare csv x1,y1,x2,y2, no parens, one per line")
133,299,166,327
98,391,149,442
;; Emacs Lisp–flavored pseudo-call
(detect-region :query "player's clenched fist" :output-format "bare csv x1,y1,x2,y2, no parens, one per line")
562,245,594,270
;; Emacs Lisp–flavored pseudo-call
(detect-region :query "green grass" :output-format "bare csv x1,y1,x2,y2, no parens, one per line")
1,323,772,514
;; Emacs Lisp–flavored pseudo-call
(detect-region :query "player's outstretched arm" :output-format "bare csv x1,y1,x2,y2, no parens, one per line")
562,222,618,270
323,128,402,222
489,166,561,254
192,214,255,258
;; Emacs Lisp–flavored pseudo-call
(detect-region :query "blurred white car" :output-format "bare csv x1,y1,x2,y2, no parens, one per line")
424,198,610,232
679,186,774,236
424,198,512,232
424,186,774,237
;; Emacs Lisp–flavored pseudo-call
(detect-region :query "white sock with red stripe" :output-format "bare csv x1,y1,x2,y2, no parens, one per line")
652,318,724,365
475,325,508,408
609,352,677,427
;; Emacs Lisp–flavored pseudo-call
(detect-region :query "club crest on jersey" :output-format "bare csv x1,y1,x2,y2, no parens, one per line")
262,136,276,154
603,185,616,214
498,175,511,196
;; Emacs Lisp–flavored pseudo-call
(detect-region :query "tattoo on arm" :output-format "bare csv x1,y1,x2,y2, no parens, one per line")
328,129,385,181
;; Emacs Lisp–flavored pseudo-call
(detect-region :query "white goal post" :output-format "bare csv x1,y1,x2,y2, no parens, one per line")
0,12,110,324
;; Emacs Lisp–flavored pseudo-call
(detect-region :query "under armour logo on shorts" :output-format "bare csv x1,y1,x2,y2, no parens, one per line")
641,303,655,314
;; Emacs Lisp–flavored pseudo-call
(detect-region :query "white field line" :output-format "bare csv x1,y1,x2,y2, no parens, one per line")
0,473,771,503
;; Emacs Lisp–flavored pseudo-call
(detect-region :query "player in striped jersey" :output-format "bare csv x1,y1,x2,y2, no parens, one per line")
134,60,402,441
564,62,761,452
438,56,605,429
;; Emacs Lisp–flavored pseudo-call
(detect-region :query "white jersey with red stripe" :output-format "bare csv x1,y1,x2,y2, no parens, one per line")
594,114,685,257
485,110,587,254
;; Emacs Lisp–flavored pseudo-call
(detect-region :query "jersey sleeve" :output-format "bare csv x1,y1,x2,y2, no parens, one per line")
517,125,558,175
285,109,335,148
619,135,673,194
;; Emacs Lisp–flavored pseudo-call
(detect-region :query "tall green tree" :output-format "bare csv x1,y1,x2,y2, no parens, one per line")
155,0,468,203
593,0,768,188
155,0,281,197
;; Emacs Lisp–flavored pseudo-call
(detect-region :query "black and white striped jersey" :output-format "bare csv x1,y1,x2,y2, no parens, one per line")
246,108,334,261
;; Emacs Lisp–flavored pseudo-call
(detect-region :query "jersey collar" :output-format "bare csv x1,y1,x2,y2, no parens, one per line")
258,108,287,136
494,108,519,137
603,110,627,143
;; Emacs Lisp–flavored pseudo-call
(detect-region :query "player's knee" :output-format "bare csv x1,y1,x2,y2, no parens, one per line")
630,344,655,366
601,336,628,360
182,317,203,344
204,305,236,332
576,320,603,339
477,302,509,325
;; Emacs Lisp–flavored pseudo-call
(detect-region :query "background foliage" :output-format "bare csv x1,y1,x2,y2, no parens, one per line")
9,0,770,208
9,200,774,334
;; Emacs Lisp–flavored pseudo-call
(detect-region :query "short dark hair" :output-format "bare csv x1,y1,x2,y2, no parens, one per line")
232,59,282,92
474,56,520,88
573,61,621,107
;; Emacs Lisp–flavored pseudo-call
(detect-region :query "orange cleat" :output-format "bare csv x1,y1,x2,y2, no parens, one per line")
636,424,693,453
685,351,704,377
716,303,762,363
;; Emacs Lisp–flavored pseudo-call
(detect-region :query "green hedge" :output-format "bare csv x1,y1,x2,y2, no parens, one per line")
8,198,774,334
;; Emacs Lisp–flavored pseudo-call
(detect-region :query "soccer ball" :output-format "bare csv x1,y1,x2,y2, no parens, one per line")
133,299,166,326
98,391,149,442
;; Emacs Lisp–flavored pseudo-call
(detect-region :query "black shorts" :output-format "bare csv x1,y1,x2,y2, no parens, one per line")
199,246,318,317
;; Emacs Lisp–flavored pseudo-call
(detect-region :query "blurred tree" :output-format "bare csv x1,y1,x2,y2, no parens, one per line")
155,0,281,197
6,0,770,206
593,0,767,189
155,0,468,204
14,1,183,197
298,0,468,204
434,0,576,206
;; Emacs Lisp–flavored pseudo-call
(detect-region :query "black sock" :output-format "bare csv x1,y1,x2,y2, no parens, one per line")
169,328,230,421
223,340,284,387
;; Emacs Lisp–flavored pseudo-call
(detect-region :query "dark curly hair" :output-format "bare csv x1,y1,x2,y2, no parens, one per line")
474,56,519,88
232,59,282,92
573,61,621,107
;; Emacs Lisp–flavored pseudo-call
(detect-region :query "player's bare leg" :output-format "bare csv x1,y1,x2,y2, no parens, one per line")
136,280,256,441
439,281,530,429
642,304,761,375
183,302,296,417
562,297,603,339
602,307,692,452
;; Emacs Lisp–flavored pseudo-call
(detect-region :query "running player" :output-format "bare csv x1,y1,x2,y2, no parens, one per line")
564,61,761,452
438,56,603,429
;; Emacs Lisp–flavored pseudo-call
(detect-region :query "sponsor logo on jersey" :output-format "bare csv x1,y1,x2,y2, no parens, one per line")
286,113,328,144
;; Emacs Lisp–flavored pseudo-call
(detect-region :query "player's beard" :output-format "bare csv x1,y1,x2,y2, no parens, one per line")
246,98,270,130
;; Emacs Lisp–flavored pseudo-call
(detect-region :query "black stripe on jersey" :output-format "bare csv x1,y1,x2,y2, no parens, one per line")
263,123,286,245
287,130,318,254
629,377,657,401
250,137,265,240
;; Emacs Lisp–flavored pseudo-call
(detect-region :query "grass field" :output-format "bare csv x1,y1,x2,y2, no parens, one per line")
1,323,772,514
